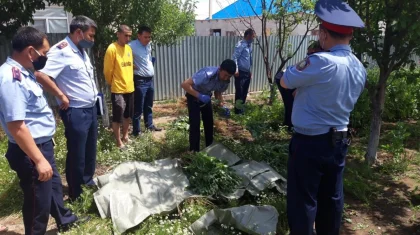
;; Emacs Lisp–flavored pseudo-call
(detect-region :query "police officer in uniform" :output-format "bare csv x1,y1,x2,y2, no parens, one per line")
232,28,255,114
35,16,98,201
279,0,366,234
0,27,81,234
181,59,236,152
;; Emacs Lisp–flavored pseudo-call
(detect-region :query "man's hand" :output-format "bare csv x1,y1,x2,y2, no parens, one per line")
198,93,211,103
234,71,239,77
58,94,69,110
292,89,297,97
35,158,53,181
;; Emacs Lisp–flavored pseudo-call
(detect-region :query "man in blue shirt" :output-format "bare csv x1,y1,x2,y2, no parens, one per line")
0,26,84,234
129,26,161,136
232,28,255,114
280,1,366,234
181,59,236,152
35,15,99,201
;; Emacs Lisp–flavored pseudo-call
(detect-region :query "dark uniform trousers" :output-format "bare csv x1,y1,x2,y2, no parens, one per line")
287,132,349,235
132,75,154,135
186,93,214,152
5,140,77,235
59,106,98,201
234,70,251,114
275,79,295,128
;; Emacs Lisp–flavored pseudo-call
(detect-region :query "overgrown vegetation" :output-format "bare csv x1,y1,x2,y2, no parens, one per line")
183,152,242,197
0,70,419,234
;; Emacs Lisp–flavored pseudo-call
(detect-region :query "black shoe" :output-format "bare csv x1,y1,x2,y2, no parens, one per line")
148,126,162,132
58,215,91,233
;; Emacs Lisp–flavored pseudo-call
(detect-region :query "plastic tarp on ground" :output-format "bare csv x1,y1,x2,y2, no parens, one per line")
190,205,279,235
202,142,287,198
93,158,193,234
93,142,287,234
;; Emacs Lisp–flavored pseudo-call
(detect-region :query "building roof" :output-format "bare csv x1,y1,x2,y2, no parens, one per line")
211,0,265,19
210,0,303,20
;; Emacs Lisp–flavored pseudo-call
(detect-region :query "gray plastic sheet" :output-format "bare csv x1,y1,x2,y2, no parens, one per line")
203,142,287,198
93,143,287,234
189,205,279,235
93,158,192,234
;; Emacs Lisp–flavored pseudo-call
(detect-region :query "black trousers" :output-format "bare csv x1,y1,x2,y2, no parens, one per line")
275,79,295,128
186,93,214,152
5,140,77,235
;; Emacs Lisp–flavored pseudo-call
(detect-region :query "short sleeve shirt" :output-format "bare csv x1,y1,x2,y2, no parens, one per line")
192,66,230,96
0,57,55,144
39,36,98,108
283,45,366,135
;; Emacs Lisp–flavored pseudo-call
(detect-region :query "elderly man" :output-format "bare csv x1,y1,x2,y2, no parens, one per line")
35,15,99,201
280,0,366,234
104,25,134,150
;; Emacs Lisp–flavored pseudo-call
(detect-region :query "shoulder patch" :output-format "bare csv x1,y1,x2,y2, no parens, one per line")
12,67,21,81
57,41,68,49
296,57,311,71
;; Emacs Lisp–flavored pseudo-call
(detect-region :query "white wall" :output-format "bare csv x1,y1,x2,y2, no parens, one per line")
195,16,318,36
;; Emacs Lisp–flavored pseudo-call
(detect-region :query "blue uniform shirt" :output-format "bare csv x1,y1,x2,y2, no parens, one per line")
283,44,366,135
192,67,230,96
232,40,253,73
0,58,56,144
39,36,98,108
129,40,154,77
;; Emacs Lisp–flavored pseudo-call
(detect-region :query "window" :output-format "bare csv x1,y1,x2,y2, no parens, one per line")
226,31,236,36
211,29,221,36
31,7,69,33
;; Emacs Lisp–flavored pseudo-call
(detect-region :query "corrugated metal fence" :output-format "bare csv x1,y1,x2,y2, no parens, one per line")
153,35,318,100
1,34,418,102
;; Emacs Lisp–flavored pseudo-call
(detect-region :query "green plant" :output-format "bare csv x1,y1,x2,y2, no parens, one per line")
379,122,411,175
183,152,241,197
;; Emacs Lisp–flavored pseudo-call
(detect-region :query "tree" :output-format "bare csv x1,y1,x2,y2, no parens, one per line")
348,0,420,164
50,0,196,126
219,0,317,103
0,0,56,38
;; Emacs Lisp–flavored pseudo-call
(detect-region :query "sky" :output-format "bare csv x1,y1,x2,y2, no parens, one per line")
194,0,232,20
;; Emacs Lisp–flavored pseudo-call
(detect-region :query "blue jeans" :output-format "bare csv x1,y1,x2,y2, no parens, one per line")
6,140,77,234
133,76,154,135
287,132,349,235
60,106,98,201
234,70,251,114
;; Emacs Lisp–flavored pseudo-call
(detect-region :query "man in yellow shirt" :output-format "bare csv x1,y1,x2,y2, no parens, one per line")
104,25,134,150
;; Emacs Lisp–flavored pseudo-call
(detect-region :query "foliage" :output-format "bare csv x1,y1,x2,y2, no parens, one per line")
0,0,58,38
351,69,420,130
347,0,420,163
183,152,242,197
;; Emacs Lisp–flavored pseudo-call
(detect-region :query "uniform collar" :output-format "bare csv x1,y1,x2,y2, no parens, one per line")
329,44,351,52
6,57,30,77
65,36,82,53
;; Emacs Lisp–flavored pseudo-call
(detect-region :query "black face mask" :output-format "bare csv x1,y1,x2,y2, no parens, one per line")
32,55,48,71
